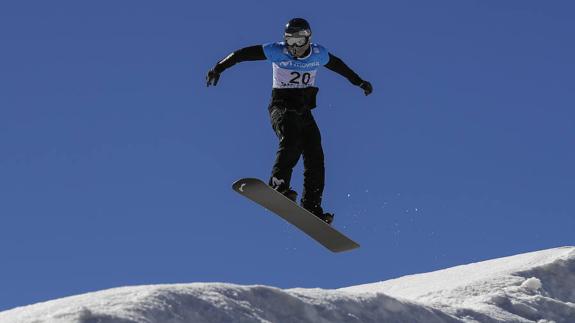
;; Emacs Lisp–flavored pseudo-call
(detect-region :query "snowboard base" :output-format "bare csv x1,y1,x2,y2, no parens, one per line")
232,178,360,253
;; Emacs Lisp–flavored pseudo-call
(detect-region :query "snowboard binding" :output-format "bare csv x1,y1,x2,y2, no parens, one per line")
272,185,298,203
303,204,334,225
314,212,334,225
270,178,298,202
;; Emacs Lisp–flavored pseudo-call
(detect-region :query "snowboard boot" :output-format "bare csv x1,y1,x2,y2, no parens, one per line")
270,184,298,202
317,211,334,225
302,204,334,225
281,188,298,202
270,177,298,202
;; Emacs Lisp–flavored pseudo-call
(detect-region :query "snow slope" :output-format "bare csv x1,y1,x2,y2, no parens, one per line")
342,246,575,322
1,246,574,323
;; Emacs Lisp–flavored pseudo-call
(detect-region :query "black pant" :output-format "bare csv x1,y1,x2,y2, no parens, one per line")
268,106,325,211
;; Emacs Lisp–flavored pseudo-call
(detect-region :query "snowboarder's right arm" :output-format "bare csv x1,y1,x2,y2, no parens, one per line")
206,45,266,86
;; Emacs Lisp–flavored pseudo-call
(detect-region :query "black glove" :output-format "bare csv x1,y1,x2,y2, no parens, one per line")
359,81,373,96
206,68,221,87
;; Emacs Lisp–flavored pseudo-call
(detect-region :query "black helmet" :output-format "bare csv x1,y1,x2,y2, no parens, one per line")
285,18,311,35
284,18,312,57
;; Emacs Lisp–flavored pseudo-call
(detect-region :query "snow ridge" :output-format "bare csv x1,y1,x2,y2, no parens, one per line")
1,246,574,323
0,284,458,323
343,246,575,322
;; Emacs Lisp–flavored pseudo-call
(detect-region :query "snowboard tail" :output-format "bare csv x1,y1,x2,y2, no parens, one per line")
232,178,360,253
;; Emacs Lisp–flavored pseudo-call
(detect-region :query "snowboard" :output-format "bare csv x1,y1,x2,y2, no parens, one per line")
232,178,360,253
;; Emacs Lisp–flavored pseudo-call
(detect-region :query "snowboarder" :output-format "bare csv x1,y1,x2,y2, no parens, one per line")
207,18,372,224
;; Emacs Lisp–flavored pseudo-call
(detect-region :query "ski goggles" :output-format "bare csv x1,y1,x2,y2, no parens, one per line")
285,36,308,46
285,29,311,46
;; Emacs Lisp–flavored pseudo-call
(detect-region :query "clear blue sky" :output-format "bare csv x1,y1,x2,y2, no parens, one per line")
1,1,574,311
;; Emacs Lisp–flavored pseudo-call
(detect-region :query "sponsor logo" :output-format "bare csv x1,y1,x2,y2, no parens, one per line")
271,177,285,189
278,61,321,68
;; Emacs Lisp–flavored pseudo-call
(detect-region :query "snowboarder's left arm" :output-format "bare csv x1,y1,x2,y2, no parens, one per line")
206,45,267,87
324,53,373,96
